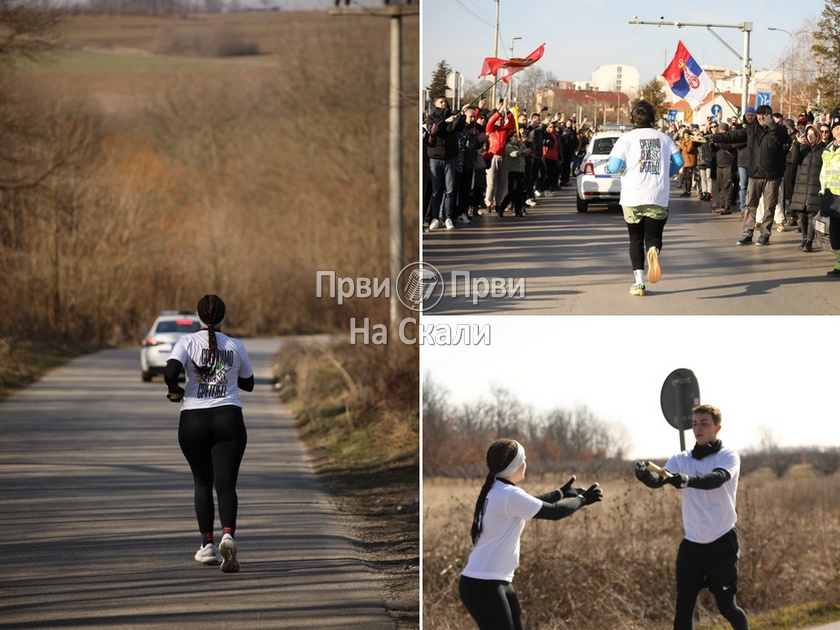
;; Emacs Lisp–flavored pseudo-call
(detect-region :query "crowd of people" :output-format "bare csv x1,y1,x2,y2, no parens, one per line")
673,105,840,275
422,95,594,229
423,92,840,279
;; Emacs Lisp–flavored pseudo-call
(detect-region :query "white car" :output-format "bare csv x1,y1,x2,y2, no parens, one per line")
140,311,201,382
575,126,630,212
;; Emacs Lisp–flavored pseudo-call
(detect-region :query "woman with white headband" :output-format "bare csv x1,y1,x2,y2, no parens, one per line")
459,439,603,629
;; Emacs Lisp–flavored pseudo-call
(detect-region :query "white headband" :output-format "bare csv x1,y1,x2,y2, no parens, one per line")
495,441,525,479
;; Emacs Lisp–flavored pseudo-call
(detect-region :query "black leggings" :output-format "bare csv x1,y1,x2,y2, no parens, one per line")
459,575,523,630
178,405,247,538
627,216,667,270
674,529,749,630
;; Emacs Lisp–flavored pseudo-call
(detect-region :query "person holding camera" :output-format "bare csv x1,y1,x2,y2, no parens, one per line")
459,439,602,630
425,95,465,230
165,294,254,573
634,404,749,630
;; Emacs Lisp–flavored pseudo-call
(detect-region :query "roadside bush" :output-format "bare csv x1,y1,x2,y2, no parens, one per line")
154,26,260,57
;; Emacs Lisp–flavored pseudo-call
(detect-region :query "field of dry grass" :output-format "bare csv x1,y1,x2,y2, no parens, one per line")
423,467,840,630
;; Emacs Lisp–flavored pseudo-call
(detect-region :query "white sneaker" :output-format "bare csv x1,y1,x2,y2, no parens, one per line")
534,190,543,197
195,543,219,565
219,533,239,573
444,218,455,229
456,213,470,224
525,198,537,207
428,219,440,230
544,190,555,197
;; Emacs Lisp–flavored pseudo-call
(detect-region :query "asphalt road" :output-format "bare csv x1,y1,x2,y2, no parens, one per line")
0,338,396,629
422,188,840,315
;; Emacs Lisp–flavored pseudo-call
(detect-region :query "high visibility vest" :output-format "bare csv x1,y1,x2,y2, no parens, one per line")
820,141,840,193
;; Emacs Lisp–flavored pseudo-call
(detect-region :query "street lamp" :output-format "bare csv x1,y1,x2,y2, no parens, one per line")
767,27,794,116
509,36,522,103
584,94,598,128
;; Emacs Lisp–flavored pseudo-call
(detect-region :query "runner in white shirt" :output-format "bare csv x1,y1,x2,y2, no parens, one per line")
606,100,685,296
164,294,254,573
634,404,749,630
459,439,603,630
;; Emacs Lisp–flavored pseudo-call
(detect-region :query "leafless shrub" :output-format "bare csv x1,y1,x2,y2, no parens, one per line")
153,26,260,57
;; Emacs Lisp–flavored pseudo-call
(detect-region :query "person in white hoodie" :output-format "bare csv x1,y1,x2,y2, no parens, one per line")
459,439,603,630
635,404,749,630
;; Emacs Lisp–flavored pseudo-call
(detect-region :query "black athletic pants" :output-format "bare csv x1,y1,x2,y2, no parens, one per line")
627,216,667,270
674,528,749,630
178,405,247,538
459,575,523,630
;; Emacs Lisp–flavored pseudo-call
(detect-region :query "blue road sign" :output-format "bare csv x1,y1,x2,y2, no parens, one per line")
711,104,723,117
757,91,772,107
667,109,677,122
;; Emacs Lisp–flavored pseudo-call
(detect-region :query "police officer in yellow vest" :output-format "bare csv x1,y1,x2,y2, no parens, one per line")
821,108,840,277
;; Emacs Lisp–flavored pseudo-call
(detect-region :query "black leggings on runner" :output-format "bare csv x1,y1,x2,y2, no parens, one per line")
674,529,749,630
627,216,667,270
459,575,523,630
178,405,247,537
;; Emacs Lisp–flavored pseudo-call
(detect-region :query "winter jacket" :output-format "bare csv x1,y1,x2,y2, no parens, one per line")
790,137,827,212
709,118,789,179
424,106,464,160
697,141,714,168
677,137,698,168
486,111,515,157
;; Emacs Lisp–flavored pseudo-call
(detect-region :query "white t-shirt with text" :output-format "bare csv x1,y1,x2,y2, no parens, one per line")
169,330,253,411
609,127,681,207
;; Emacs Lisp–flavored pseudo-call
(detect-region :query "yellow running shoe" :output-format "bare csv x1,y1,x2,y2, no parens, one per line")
630,283,646,296
647,247,661,284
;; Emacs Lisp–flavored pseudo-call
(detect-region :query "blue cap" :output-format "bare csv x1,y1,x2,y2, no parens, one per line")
745,106,756,115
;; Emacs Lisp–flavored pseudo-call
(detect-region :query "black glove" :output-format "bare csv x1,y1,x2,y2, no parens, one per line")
665,472,690,489
166,387,184,403
580,483,603,506
635,461,656,483
560,475,585,499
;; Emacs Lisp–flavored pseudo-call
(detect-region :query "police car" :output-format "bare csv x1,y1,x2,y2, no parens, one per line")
575,125,631,212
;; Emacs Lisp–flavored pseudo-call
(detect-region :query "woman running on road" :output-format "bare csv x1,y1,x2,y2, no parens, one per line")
165,294,254,573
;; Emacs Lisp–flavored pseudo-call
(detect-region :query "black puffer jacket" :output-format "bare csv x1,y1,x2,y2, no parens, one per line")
424,106,464,160
789,137,827,212
708,117,788,178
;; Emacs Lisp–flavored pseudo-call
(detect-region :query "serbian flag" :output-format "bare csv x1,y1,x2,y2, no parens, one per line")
662,41,714,109
479,43,545,84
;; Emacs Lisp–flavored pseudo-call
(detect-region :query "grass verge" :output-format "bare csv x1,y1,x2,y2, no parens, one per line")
701,601,840,630
0,338,91,400
273,337,419,629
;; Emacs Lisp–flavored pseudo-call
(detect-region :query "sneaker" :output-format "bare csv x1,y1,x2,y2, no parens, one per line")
736,235,752,245
219,534,240,573
456,213,470,224
646,247,661,284
444,218,455,230
802,241,813,252
428,219,440,231
629,283,646,297
719,208,732,215
525,198,537,207
195,543,219,565
534,189,543,198
544,190,555,197
755,235,770,246
775,222,786,232
827,268,840,278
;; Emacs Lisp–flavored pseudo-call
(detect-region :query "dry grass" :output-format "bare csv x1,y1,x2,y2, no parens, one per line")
423,471,840,630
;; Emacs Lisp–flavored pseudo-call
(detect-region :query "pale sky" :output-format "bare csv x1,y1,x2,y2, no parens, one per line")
422,0,826,90
421,316,839,461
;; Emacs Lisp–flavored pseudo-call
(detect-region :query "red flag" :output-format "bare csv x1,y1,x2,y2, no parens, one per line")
479,43,545,84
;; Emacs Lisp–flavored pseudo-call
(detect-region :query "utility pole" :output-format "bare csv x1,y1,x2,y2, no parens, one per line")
491,0,500,107
331,3,419,334
630,18,753,116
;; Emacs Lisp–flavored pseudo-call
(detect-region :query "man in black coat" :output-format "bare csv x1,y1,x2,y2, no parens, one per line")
707,104,789,245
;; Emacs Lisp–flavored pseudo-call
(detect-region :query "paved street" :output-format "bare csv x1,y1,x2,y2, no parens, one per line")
0,339,395,629
422,188,840,315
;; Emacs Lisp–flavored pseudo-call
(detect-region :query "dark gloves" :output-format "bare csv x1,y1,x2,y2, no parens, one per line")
665,472,690,489
166,386,184,403
560,475,585,499
580,483,603,506
635,461,661,488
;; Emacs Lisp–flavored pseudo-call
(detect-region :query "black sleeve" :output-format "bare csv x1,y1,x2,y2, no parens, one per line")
164,359,183,392
533,489,563,503
532,497,585,521
640,475,669,489
686,468,732,490
238,375,255,392
709,128,747,144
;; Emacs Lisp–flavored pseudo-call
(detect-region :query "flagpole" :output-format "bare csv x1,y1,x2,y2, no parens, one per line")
491,0,500,107
712,83,742,121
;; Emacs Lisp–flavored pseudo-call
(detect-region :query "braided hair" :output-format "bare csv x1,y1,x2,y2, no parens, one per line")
470,439,519,546
196,294,226,382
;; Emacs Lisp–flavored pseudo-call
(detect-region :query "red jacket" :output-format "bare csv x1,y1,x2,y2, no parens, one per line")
486,111,515,157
